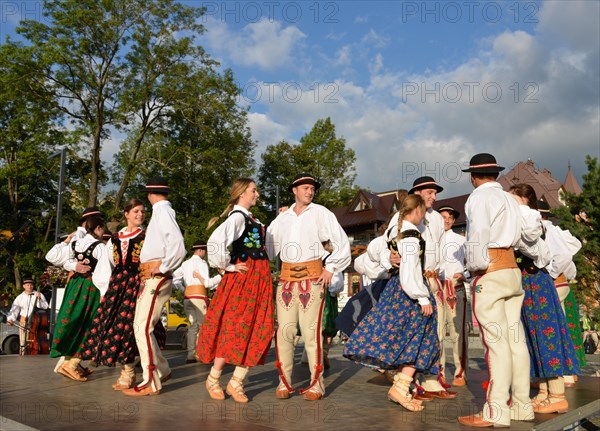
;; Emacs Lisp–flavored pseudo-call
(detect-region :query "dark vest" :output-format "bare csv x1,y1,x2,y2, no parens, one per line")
71,239,102,276
229,210,268,263
386,228,425,275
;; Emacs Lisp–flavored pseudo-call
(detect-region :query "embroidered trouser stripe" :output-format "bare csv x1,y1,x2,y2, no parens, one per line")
275,279,326,394
472,269,530,426
133,277,172,391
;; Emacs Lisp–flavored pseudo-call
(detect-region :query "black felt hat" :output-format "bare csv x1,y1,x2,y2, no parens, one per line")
80,207,103,223
537,200,553,217
192,240,207,250
144,177,171,194
462,153,505,174
408,176,444,195
437,205,460,219
288,173,321,193
22,277,35,285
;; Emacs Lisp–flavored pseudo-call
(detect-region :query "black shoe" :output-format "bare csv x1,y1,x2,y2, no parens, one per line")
186,359,197,364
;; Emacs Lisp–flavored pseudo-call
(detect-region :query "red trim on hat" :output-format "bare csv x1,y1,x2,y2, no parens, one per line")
415,181,439,187
146,185,170,189
83,210,101,217
469,163,499,168
292,176,316,186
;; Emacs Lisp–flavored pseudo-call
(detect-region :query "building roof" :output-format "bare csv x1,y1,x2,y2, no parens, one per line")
563,163,583,196
433,194,469,226
332,189,403,229
497,160,564,208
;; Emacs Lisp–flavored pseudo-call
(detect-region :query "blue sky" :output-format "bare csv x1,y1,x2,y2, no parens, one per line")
2,1,599,197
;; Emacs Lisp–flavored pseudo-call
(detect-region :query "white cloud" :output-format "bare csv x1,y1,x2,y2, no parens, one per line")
354,15,368,24
335,45,352,65
361,29,390,50
203,17,305,70
246,1,599,197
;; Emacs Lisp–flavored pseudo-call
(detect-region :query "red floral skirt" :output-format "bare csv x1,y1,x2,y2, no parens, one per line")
196,258,275,366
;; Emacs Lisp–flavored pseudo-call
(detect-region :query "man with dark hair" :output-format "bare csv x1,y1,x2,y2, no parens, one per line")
437,206,468,387
123,177,186,396
458,153,531,427
267,173,351,401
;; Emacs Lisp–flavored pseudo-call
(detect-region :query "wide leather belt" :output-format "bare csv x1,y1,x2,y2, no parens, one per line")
554,273,568,286
423,270,439,279
185,284,208,296
280,259,323,282
139,260,171,281
473,248,517,277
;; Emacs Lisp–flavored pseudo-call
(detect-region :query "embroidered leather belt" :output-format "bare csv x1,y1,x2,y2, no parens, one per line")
554,273,568,286
139,260,171,281
423,270,439,279
185,284,208,296
280,259,323,282
472,248,517,277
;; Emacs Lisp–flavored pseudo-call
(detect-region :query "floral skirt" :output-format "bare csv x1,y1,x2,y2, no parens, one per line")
521,270,580,378
343,276,440,372
564,288,586,367
51,276,100,357
196,258,275,366
336,278,388,337
75,267,165,366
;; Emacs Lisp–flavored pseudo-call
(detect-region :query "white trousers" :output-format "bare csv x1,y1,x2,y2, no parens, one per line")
184,296,208,360
472,268,531,427
133,277,172,391
275,280,326,394
443,282,469,380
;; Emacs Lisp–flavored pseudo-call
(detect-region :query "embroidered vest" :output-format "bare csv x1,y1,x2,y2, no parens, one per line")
71,240,102,275
229,210,268,263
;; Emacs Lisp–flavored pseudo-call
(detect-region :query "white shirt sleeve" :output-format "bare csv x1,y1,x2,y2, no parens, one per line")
45,242,71,267
7,295,22,322
328,272,344,295
207,212,246,271
399,236,430,305
156,208,186,274
319,209,351,274
172,264,185,291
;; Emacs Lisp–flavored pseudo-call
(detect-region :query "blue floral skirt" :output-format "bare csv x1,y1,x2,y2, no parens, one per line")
343,276,440,372
336,278,388,337
521,269,580,378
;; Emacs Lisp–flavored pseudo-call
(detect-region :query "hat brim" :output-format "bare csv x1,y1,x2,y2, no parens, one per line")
408,184,444,195
288,179,321,193
438,208,460,219
461,166,505,174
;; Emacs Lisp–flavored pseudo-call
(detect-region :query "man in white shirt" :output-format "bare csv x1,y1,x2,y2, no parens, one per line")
458,153,531,428
7,277,49,355
408,176,457,399
123,177,186,397
266,173,351,401
173,240,222,363
438,206,468,387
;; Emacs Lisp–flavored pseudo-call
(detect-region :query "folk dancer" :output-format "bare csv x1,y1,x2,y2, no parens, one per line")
457,153,531,428
538,200,583,386
407,177,456,398
197,178,275,403
266,173,351,401
123,178,186,396
45,206,104,375
47,216,108,381
509,184,580,415
173,240,222,364
344,194,439,412
437,206,469,387
6,277,49,355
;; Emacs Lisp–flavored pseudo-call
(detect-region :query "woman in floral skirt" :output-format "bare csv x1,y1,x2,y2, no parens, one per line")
344,194,439,412
509,184,580,414
196,178,275,403
74,198,165,389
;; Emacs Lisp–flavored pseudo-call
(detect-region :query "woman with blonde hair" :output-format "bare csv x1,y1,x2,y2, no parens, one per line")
196,178,275,403
344,194,439,412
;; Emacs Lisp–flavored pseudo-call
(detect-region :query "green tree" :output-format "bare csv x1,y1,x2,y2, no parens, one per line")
554,156,600,324
258,117,357,218
17,0,207,208
118,68,255,246
0,41,70,290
